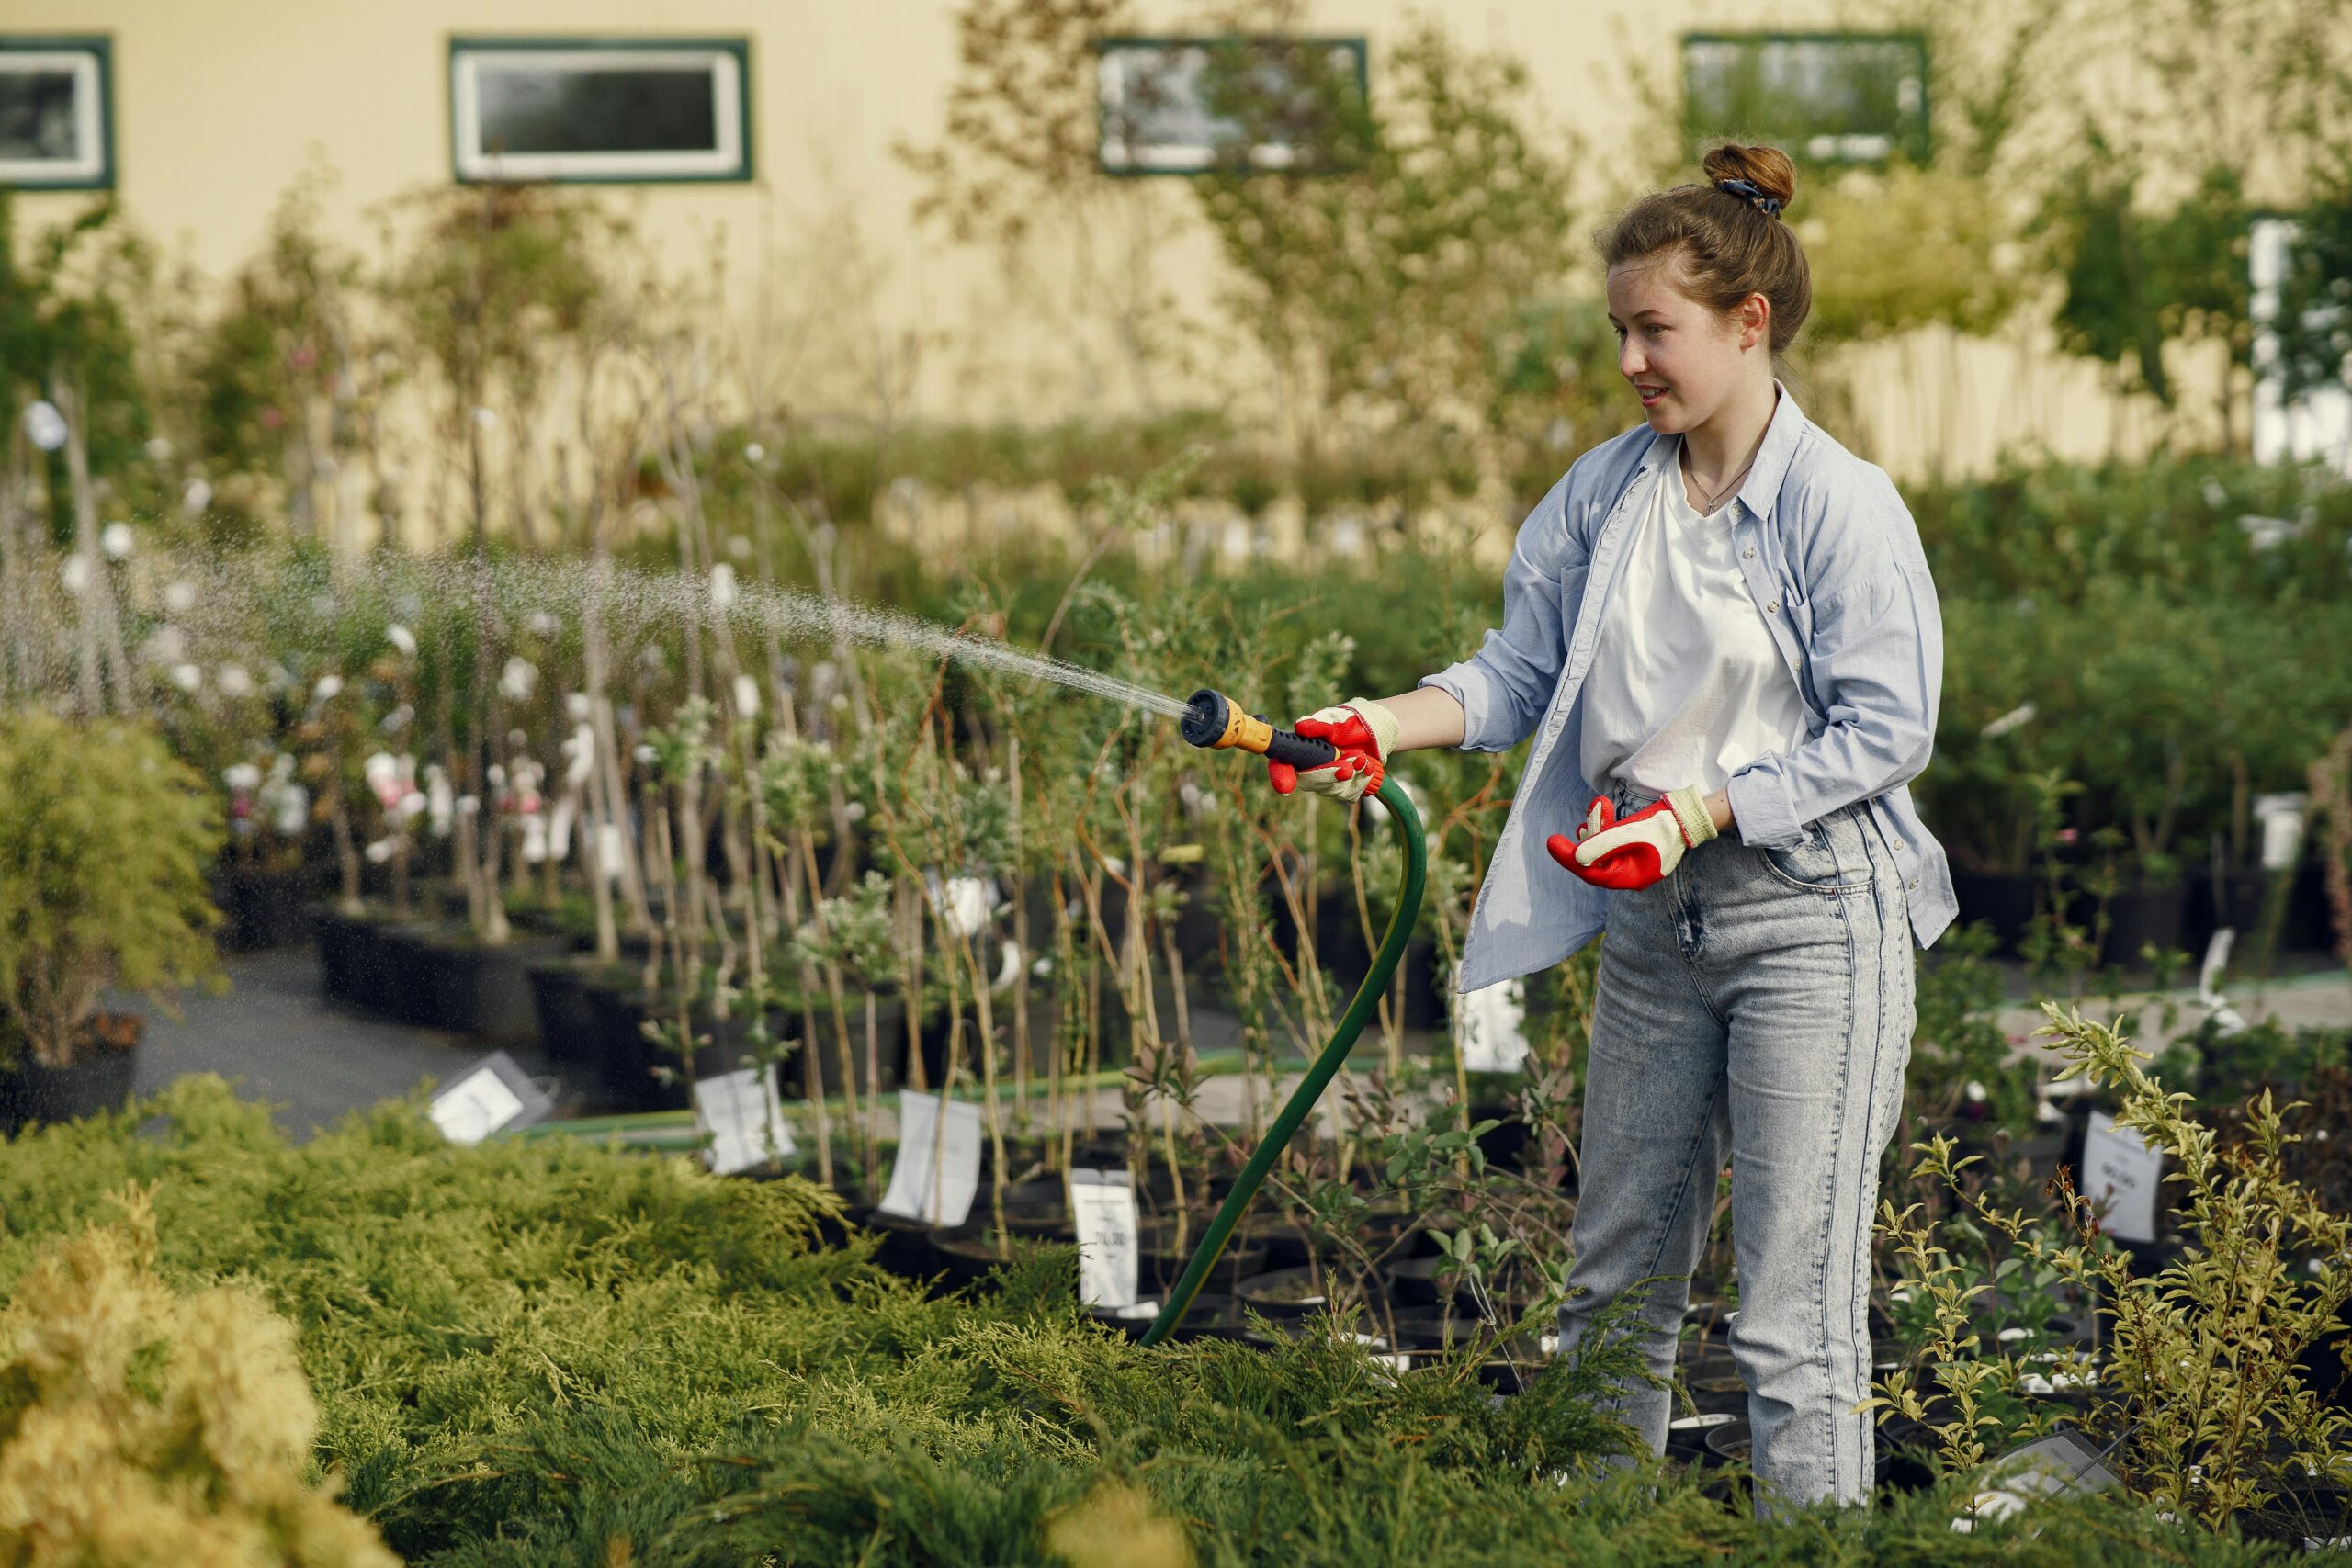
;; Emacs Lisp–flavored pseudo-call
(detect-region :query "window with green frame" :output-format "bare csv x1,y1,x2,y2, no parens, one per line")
1681,31,1928,168
0,36,112,190
1094,35,1367,175
449,38,752,185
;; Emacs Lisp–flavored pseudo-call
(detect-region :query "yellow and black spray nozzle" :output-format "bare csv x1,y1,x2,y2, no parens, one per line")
1180,688,1339,774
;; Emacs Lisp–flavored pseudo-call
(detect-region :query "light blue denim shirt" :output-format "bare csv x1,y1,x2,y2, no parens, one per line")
1420,380,1958,993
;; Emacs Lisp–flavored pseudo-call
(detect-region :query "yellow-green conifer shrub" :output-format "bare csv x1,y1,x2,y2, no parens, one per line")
0,711,223,1070
0,1186,395,1567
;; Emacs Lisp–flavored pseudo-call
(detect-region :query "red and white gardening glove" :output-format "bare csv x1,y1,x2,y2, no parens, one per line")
1545,786,1717,891
1267,698,1401,805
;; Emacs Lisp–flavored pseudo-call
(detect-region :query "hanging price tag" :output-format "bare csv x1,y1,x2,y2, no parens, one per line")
2081,1111,2163,1244
877,1091,983,1226
695,1065,797,1175
1068,1168,1141,1309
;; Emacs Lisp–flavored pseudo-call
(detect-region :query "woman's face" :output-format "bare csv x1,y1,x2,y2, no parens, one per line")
1605,253,1765,434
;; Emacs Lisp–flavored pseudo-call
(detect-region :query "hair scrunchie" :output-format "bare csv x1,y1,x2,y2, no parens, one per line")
1713,176,1782,218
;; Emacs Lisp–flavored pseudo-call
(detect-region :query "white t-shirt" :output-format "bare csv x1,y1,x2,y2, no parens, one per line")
1578,436,1814,801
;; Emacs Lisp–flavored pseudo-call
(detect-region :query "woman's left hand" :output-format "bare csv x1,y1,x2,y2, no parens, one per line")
1546,786,1717,890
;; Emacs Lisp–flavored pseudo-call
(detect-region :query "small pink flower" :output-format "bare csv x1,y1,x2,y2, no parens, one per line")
2055,827,2078,844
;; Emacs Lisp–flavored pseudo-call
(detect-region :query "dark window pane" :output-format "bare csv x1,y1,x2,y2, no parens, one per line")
476,65,718,155
1101,39,1363,172
0,69,80,164
1684,36,1926,164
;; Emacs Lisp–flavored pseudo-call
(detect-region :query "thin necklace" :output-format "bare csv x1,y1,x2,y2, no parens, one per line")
1679,439,1755,516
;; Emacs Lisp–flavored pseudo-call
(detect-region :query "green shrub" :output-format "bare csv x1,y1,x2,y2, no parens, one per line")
0,710,222,1068
0,1077,2308,1565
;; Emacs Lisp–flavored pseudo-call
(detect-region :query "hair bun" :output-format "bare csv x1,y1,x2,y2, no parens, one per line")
1700,142,1797,216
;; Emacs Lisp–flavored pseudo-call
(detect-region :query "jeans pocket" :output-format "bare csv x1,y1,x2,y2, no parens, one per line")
1757,811,1874,896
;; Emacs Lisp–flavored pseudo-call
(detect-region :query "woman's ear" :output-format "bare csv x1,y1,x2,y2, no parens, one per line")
1742,293,1771,353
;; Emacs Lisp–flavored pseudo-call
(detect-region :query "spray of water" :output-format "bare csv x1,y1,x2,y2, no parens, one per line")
5,548,1194,719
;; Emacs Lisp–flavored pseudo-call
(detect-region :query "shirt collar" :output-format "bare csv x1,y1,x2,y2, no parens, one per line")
1733,378,1805,522
1627,378,1805,522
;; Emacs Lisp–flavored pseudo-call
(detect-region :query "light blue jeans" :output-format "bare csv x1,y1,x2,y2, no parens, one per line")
1555,777,1916,1511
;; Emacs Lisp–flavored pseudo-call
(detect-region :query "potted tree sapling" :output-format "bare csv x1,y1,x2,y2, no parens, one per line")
0,711,223,1131
213,751,317,951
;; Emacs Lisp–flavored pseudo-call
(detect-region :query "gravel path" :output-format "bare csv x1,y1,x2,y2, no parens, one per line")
128,947,565,1140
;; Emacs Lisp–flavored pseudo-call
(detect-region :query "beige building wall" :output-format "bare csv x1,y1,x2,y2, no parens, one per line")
9,0,2188,490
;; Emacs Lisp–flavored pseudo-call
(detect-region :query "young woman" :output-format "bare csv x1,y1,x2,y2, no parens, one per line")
1267,143,1957,1510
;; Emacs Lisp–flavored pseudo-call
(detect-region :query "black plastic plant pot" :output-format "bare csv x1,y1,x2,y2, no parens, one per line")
1949,870,2037,957
2232,1483,2352,1545
1137,1225,1271,1298
526,959,601,1063
992,1177,1071,1237
1232,1212,1313,1273
1091,1293,1249,1343
2296,1291,2352,1414
1684,1298,1738,1342
1681,1354,1748,1416
910,988,1077,1090
1386,1311,1495,1350
1668,1409,1737,1454
311,908,370,1003
1236,1264,1379,1320
927,1230,1015,1292
796,996,909,1100
854,1208,950,1282
1702,1416,1753,1466
1384,1253,1471,1309
422,931,569,1044
2286,855,2336,952
212,863,323,952
1874,1426,1939,1493
610,998,798,1112
0,1023,141,1135
2181,866,2268,959
2082,876,2188,970
314,908,414,1017
369,923,438,1026
1466,1104,1534,1175
1663,1442,1708,1470
583,982,659,1108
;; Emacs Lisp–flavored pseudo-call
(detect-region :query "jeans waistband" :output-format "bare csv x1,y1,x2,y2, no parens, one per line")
1605,778,1661,815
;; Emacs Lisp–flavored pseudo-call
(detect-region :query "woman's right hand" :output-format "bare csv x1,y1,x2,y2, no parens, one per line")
1267,698,1400,804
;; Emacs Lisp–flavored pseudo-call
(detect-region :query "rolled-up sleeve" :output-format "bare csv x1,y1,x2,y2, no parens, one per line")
1726,542,1943,851
1418,472,1585,753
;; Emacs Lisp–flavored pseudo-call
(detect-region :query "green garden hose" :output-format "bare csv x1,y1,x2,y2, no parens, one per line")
1139,770,1426,1347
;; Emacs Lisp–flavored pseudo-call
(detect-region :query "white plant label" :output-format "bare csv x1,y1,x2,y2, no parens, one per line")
2198,928,2233,1005
2082,1111,2163,1244
1457,977,1530,1074
430,1066,526,1146
2254,792,2306,870
1068,1168,1140,1309
695,1065,797,1175
878,1091,983,1226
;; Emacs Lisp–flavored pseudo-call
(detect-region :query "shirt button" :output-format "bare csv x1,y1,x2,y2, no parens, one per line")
1908,878,1918,889
1766,601,1781,614
1743,546,1755,558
